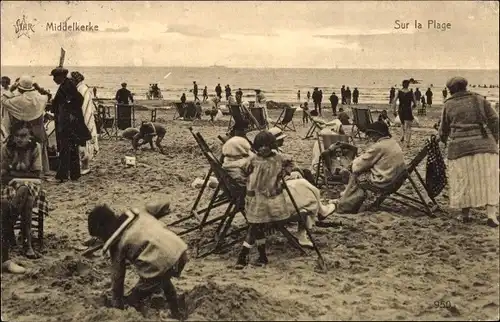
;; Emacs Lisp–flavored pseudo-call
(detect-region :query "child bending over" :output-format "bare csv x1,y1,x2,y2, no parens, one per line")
337,107,350,125
87,201,188,319
132,122,166,153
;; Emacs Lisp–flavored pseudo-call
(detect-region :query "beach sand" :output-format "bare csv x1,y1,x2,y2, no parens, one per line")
1,104,499,321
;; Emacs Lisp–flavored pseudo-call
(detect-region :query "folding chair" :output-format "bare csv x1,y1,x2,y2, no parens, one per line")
274,106,297,132
359,143,440,217
168,134,231,233
11,189,48,250
351,107,373,139
191,130,326,269
227,104,259,133
96,104,117,139
315,133,358,189
250,107,268,129
303,110,342,139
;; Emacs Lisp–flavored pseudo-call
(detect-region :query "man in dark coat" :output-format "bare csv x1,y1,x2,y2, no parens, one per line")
215,83,222,99
312,87,319,113
329,92,339,115
115,83,134,105
341,85,346,104
425,88,433,107
389,87,396,104
50,67,91,182
352,87,359,104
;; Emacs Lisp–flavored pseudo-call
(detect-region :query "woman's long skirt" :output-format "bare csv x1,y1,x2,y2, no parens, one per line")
448,153,499,209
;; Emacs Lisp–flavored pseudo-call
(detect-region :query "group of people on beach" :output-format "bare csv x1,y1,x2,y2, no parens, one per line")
1,69,498,320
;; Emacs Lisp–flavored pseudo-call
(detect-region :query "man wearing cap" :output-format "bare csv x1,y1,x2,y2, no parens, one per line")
115,82,134,105
2,75,51,174
323,121,406,216
50,67,92,182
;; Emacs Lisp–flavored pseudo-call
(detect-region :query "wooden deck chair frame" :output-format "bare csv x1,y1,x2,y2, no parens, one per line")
359,144,440,217
96,104,117,139
315,133,358,189
192,130,326,268
169,134,231,233
150,108,157,122
227,104,246,132
351,107,374,139
250,107,268,130
303,110,326,139
274,107,297,132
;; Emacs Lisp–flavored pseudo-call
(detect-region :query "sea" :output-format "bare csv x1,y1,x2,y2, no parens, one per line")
2,66,499,105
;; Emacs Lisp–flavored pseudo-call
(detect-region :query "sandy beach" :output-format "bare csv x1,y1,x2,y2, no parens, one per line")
1,104,499,322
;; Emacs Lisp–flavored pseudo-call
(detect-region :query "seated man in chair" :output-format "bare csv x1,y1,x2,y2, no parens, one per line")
322,121,406,217
321,141,357,184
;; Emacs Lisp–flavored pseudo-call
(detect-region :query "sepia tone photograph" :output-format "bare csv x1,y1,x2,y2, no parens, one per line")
1,0,499,321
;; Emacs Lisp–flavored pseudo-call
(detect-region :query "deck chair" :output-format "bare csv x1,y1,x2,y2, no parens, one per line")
250,107,268,129
351,107,373,139
359,143,440,217
274,107,297,132
192,131,326,269
96,104,117,139
227,104,261,133
11,189,48,250
315,133,358,189
169,134,231,233
303,110,342,139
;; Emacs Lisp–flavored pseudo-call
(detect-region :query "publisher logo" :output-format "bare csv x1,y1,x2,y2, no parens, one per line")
14,15,36,38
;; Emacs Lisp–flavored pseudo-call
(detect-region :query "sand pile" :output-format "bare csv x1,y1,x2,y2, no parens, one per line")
185,281,311,321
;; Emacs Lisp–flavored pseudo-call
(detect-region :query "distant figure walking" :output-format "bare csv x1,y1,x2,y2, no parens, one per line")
345,87,352,105
341,85,346,104
312,87,320,114
225,85,231,101
389,87,395,104
180,93,186,105
306,91,311,102
318,89,323,116
202,86,208,102
352,87,359,104
392,79,416,148
115,82,134,105
442,87,447,101
93,86,97,98
425,88,433,107
414,88,422,107
297,90,301,102
193,81,199,101
329,92,339,115
215,83,222,99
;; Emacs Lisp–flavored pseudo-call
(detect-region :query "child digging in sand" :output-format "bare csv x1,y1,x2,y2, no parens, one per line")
123,122,166,153
87,201,188,319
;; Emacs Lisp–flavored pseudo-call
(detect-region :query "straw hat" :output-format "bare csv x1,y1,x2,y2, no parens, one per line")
268,127,287,141
17,75,35,91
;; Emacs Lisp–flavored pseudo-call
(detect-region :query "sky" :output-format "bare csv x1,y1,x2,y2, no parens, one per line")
1,1,499,69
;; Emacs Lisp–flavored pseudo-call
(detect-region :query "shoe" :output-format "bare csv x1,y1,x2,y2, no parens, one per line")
400,137,404,142
1,260,26,274
487,218,499,228
81,168,91,175
254,245,268,267
318,203,337,221
459,215,473,224
297,236,314,249
234,248,250,270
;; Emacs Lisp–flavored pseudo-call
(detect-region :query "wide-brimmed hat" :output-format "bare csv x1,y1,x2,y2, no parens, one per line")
446,76,468,90
365,121,390,137
268,127,287,141
17,75,35,91
49,67,68,77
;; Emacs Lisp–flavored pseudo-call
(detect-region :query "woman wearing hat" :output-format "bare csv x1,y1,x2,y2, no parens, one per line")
1,75,51,175
324,121,406,215
439,76,499,227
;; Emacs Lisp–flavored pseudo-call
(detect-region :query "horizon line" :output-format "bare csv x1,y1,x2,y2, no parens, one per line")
1,65,499,71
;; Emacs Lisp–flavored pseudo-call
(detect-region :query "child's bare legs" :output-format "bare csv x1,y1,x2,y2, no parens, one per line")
12,186,38,259
155,135,165,153
400,120,406,142
297,214,314,247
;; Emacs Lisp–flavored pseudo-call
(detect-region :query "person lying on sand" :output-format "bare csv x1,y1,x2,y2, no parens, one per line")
221,132,335,269
1,121,46,259
132,122,166,153
87,201,188,320
322,121,406,217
